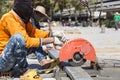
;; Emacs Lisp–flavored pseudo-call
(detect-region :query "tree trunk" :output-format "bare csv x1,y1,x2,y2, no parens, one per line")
99,0,103,28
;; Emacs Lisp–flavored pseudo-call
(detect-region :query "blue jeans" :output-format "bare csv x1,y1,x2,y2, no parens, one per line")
0,33,46,72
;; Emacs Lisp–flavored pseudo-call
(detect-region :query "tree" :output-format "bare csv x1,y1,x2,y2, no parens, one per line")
71,0,83,22
99,0,103,28
0,0,13,18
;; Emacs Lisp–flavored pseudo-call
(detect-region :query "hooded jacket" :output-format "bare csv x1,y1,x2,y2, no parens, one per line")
13,0,33,24
0,10,49,54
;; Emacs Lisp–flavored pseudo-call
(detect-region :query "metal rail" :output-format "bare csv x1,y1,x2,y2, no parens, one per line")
90,1,120,11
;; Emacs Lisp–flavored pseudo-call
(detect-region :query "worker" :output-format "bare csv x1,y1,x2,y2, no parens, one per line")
31,6,50,29
29,5,67,58
28,6,51,59
0,0,65,75
114,12,120,30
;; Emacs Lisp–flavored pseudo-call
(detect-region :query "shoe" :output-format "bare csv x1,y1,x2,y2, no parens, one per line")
40,59,60,74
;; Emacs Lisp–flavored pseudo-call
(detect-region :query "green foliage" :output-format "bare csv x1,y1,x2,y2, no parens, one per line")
0,0,86,19
102,19,115,28
71,0,83,11
54,6,59,13
89,0,96,4
0,0,13,18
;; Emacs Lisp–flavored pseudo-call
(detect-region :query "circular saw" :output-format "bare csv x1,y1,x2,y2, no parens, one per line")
59,38,96,66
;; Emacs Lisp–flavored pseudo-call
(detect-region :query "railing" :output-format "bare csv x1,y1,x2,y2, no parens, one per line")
90,1,120,11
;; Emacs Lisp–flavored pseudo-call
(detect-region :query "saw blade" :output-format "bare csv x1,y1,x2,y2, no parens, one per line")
68,52,87,66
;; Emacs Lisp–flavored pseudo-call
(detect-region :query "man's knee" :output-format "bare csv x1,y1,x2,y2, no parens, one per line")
12,33,24,40
12,33,25,46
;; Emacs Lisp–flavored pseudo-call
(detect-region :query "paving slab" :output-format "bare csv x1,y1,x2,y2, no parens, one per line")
48,49,59,59
64,66,93,80
43,78,56,80
100,68,120,77
60,77,71,80
93,77,120,80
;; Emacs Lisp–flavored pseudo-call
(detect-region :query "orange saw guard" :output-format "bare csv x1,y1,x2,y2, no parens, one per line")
59,38,96,62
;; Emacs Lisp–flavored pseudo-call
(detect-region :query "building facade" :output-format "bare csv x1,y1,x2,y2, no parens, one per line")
92,0,120,11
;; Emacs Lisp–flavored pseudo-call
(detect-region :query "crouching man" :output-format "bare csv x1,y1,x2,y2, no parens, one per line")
0,0,65,75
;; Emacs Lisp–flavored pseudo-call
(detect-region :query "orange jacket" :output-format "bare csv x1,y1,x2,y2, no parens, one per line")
0,10,49,54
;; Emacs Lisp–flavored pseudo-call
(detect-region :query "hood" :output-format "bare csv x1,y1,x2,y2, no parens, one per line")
13,0,34,24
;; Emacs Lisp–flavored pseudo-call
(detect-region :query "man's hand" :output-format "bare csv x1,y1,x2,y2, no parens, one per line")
53,37,63,46
52,31,67,43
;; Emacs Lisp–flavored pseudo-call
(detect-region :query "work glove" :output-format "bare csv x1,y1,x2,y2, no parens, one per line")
53,37,63,46
52,31,67,43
